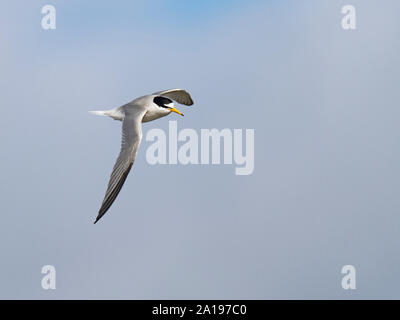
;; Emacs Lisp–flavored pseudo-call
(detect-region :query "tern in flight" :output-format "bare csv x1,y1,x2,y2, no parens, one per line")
90,89,194,224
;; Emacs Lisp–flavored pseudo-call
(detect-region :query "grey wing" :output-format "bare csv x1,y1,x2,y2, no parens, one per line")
94,108,147,224
152,88,194,106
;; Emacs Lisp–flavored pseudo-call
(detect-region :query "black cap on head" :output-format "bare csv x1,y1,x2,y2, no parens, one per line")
153,96,173,108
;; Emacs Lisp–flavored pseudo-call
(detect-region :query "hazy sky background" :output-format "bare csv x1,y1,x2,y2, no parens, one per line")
0,0,399,299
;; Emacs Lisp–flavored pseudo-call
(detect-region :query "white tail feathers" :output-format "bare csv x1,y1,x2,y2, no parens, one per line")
89,110,108,116
89,108,124,121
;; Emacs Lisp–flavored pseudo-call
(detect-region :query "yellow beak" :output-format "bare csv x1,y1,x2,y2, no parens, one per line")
170,107,184,116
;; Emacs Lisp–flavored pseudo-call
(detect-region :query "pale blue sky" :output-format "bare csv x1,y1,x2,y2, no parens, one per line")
0,0,399,299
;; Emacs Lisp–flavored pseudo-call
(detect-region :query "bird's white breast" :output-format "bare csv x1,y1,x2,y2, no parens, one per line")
142,103,170,123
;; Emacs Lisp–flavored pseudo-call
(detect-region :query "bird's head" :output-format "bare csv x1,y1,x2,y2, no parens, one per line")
153,96,184,116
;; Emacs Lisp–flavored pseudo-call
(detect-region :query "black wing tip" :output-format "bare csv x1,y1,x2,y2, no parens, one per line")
94,209,106,224
187,98,194,106
183,90,194,106
94,162,134,225
94,208,108,224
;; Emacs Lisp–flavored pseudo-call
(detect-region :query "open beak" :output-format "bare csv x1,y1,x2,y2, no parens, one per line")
170,107,184,116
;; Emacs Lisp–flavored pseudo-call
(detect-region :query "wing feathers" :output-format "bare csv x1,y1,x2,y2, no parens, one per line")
95,162,133,224
152,89,194,106
94,108,146,224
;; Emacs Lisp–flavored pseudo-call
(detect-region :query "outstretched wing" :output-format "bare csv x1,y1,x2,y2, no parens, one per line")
94,107,147,224
152,89,194,106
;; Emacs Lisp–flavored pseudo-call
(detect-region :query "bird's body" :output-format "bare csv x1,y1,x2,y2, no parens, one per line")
91,89,194,224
